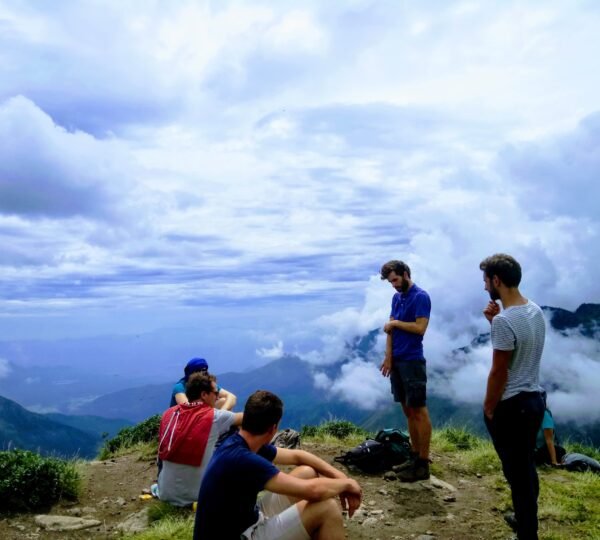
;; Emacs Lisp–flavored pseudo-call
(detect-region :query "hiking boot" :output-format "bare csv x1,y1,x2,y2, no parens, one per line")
392,452,418,472
503,512,518,532
398,458,430,482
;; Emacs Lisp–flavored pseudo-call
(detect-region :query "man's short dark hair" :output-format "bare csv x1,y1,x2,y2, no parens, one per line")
185,372,216,402
380,260,411,280
242,390,283,435
480,253,522,288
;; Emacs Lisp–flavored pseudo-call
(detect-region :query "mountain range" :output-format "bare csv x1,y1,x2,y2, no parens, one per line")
0,396,131,458
1,303,598,456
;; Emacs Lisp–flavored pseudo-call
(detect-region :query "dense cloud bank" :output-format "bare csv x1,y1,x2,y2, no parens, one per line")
0,2,598,394
302,278,600,423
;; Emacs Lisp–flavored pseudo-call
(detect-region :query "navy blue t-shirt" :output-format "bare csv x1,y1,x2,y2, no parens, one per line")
193,433,279,540
390,283,431,361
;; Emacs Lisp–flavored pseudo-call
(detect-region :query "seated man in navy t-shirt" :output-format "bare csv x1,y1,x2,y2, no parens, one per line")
193,390,362,540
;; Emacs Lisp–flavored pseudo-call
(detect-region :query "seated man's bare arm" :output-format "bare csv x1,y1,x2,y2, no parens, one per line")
265,472,361,511
274,448,345,479
174,392,188,405
216,388,236,411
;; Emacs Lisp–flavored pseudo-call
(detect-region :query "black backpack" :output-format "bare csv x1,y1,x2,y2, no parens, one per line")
334,428,412,473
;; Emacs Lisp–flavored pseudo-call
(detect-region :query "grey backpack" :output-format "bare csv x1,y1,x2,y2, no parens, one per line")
271,428,301,449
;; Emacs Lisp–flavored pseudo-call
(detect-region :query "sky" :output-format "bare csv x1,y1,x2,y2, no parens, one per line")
0,1,599,420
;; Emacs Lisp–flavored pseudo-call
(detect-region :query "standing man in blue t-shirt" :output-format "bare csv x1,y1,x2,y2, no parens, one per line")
379,260,432,482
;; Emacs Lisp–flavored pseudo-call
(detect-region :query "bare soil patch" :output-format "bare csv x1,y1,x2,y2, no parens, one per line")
0,443,516,539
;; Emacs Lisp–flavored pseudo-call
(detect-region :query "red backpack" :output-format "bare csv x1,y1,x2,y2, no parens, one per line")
158,401,215,466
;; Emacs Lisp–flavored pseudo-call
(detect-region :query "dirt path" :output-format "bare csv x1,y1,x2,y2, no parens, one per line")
304,442,511,540
0,444,514,540
0,454,157,540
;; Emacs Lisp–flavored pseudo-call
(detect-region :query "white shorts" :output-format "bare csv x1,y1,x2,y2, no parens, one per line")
240,492,310,540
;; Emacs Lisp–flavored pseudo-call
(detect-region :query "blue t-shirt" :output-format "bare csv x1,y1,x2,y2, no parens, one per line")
193,433,279,540
390,283,431,361
170,378,222,407
536,409,555,450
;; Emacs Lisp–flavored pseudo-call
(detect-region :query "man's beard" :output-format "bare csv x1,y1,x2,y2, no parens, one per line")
488,284,500,301
395,280,410,293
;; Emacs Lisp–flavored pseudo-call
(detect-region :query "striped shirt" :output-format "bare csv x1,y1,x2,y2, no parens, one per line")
491,300,545,400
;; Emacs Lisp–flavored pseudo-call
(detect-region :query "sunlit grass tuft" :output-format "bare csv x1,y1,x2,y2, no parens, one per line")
300,420,370,446
121,515,194,540
538,470,600,539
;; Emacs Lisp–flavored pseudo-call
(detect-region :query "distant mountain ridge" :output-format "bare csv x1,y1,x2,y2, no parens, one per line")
0,395,99,458
4,303,599,455
543,303,600,337
74,303,600,447
0,395,132,458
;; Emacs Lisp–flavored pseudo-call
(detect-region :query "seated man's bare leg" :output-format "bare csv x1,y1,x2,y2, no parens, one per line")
297,498,345,540
290,465,318,479
260,466,319,515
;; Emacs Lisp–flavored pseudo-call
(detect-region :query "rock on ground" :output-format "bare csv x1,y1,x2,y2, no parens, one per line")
116,508,150,534
34,515,101,531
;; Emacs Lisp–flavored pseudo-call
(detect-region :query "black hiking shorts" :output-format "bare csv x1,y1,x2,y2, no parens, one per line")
390,359,427,408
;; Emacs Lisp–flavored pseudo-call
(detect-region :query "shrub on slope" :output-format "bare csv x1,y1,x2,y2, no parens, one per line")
0,449,80,513
99,414,160,459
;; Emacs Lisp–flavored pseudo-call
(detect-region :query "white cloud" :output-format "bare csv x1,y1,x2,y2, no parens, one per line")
0,358,10,379
256,340,284,360
0,0,598,397
324,359,390,410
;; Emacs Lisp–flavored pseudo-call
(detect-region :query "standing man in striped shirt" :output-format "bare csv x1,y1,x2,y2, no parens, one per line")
480,254,545,540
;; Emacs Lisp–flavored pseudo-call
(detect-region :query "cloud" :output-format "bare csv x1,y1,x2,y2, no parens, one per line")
256,340,284,360
314,359,390,410
0,0,599,396
0,96,128,219
0,358,10,379
501,112,600,221
437,325,600,424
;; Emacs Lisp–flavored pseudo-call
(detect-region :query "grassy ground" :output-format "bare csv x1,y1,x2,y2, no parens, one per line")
116,423,600,540
433,426,600,540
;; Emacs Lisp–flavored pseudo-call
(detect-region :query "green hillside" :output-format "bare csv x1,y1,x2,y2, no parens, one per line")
0,395,100,458
45,412,132,440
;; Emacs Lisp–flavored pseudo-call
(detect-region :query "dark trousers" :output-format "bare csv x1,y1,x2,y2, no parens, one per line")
485,391,545,540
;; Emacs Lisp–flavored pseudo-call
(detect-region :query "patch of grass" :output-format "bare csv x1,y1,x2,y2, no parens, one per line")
564,441,600,462
99,415,160,459
103,440,158,461
538,469,600,539
431,427,501,476
300,419,369,439
433,426,484,451
301,420,369,446
0,449,81,513
302,419,369,439
121,515,195,540
147,500,193,523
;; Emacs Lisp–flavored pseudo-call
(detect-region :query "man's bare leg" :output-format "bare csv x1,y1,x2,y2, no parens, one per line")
409,406,431,460
402,403,420,454
297,498,345,540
